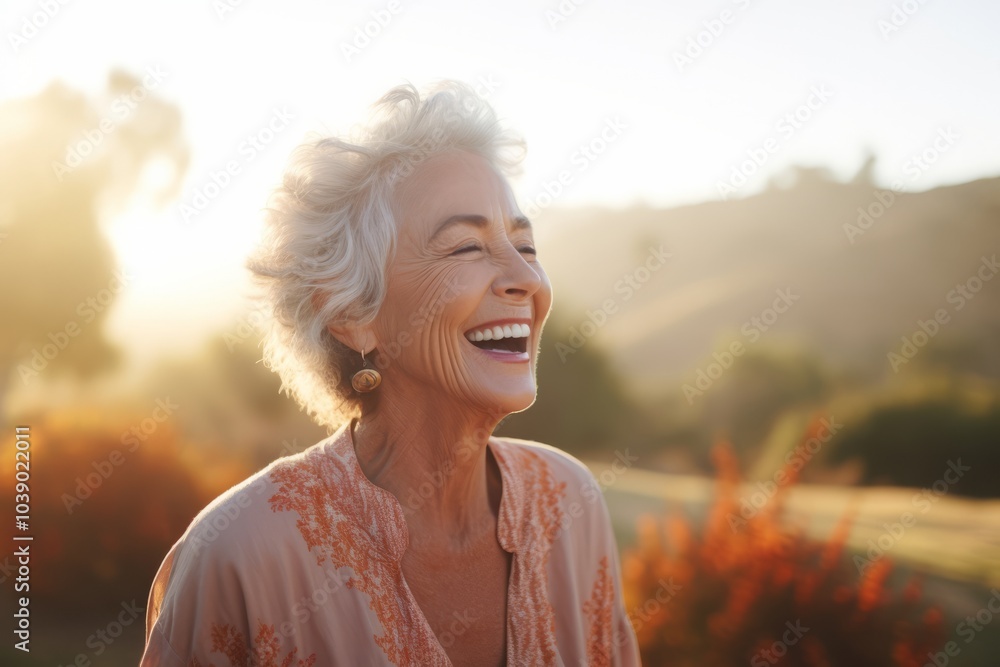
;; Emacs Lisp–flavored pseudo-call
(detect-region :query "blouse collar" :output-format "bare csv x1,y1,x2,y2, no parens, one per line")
321,418,527,562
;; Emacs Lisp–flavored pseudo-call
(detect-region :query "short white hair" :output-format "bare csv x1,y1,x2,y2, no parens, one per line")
248,79,527,430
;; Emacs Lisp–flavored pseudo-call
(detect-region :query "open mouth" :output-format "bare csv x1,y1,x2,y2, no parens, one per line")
464,323,530,355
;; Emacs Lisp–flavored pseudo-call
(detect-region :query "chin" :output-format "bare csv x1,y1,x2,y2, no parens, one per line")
481,385,537,417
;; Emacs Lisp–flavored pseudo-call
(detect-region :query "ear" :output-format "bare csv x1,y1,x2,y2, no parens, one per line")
311,290,378,354
326,322,379,356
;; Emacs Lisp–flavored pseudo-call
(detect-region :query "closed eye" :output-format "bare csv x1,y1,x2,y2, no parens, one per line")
452,243,536,256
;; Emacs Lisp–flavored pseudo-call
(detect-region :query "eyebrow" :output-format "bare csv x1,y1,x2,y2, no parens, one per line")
428,214,532,242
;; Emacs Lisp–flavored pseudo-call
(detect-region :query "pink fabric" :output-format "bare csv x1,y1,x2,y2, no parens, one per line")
140,420,641,666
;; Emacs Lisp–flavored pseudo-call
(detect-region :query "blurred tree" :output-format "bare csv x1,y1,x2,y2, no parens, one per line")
826,397,1000,498
0,70,188,392
701,348,832,465
918,328,1000,380
850,150,878,185
138,335,328,470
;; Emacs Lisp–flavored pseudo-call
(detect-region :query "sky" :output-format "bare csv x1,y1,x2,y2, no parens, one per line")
2,0,999,368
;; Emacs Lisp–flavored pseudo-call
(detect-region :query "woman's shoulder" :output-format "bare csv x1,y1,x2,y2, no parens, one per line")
490,434,601,491
489,436,623,588
489,434,615,544
180,438,333,552
154,432,351,591
143,436,344,657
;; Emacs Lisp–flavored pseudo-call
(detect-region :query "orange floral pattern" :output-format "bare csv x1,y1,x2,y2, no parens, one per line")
268,441,448,666
583,556,614,667
490,443,567,664
189,623,317,667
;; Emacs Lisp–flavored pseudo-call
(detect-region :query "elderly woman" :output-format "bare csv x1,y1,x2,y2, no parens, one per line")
141,80,640,666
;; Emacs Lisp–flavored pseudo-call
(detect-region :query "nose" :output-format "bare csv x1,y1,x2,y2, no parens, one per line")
492,243,543,301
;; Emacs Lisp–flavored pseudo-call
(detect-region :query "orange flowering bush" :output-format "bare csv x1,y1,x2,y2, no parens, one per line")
0,407,250,621
622,418,946,666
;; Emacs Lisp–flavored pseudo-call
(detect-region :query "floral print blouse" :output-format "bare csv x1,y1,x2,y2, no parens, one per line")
140,419,641,666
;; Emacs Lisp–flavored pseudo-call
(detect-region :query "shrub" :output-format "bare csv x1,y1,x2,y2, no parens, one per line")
621,418,945,666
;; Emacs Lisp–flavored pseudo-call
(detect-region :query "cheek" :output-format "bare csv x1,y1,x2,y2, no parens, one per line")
533,266,554,322
376,264,482,374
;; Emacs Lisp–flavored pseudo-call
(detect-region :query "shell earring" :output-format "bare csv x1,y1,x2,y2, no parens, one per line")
351,347,382,393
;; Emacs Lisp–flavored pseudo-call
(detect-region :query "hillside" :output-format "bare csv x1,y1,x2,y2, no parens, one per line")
535,170,1000,394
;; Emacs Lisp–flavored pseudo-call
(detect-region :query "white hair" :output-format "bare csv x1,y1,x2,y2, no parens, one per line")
247,79,527,430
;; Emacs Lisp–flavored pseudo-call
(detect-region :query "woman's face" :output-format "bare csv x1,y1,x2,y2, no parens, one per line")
371,149,552,416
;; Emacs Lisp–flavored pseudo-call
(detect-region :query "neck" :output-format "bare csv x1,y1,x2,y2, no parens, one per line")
350,389,507,552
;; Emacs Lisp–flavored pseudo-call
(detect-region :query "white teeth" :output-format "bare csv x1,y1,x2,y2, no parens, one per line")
464,323,531,342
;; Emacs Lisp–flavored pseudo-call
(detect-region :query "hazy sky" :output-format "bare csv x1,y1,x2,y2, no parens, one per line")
3,0,998,367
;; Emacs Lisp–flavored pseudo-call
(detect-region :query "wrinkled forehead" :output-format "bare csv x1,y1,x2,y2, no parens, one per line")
391,150,522,241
